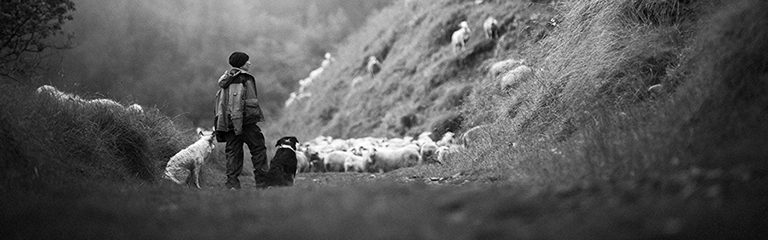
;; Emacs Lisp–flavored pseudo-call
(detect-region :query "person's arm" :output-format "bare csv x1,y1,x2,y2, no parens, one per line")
244,76,259,107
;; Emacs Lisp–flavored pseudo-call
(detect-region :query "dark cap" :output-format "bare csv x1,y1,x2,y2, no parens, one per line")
229,52,249,68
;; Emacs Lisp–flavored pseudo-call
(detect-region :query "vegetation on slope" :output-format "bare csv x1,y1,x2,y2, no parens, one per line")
274,0,559,139
277,0,768,185
0,83,191,190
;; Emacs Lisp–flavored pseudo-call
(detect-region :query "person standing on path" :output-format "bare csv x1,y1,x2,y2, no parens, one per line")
214,51,268,189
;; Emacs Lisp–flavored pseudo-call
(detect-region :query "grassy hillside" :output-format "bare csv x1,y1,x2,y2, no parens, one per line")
274,0,559,139
1,0,767,238
275,0,768,182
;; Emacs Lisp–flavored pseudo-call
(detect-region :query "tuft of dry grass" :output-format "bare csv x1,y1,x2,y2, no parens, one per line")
0,82,188,189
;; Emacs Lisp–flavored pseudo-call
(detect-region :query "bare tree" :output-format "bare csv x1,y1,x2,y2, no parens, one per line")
1,0,75,80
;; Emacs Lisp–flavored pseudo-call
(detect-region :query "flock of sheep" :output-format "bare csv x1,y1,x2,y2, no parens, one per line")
284,53,335,107
293,131,467,174
35,85,145,113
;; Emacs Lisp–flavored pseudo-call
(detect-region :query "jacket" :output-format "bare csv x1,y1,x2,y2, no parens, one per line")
214,68,264,135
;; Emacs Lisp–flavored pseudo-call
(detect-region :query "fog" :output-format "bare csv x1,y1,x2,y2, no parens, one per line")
45,0,392,126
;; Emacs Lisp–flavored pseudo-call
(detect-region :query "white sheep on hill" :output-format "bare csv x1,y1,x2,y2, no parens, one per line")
367,56,382,78
88,98,123,109
163,129,215,188
437,132,455,146
36,85,86,103
369,146,421,173
500,65,534,90
483,16,500,40
321,52,335,68
344,149,375,173
451,21,472,54
127,103,144,113
489,59,525,78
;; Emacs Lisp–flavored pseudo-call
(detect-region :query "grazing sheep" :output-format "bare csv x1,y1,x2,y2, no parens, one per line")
164,129,215,189
308,67,324,80
436,132,455,147
417,131,433,142
304,148,325,172
367,56,382,78
285,92,298,107
500,65,534,90
419,140,439,164
489,59,525,78
127,103,144,113
451,21,471,54
344,149,375,173
369,146,421,173
87,98,124,109
483,16,500,40
296,150,311,174
436,145,463,164
324,151,352,172
35,85,85,103
321,52,335,68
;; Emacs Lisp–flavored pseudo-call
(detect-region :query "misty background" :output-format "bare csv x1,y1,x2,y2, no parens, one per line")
41,0,393,126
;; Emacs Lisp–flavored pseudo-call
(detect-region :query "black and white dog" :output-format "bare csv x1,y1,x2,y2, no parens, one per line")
263,136,299,187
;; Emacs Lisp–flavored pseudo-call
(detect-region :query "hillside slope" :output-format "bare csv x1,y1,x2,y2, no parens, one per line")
274,0,558,139
275,0,768,183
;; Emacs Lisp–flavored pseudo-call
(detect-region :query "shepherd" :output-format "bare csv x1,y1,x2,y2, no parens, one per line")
214,51,268,189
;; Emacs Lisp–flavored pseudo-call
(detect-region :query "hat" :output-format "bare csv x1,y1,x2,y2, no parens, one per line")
229,52,249,68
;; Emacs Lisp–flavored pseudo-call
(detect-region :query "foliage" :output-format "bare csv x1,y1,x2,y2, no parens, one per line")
0,0,75,79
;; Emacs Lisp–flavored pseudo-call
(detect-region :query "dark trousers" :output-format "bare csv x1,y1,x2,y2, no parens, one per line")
224,124,267,188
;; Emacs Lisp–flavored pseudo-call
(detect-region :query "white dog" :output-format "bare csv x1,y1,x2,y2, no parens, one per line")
164,129,215,188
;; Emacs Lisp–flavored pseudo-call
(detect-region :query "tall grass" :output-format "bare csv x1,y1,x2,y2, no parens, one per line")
274,0,557,139
0,82,188,190
456,0,768,183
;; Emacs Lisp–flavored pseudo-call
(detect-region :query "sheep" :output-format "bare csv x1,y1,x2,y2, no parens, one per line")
436,132,455,147
85,98,123,111
296,150,311,174
489,59,525,79
302,147,325,172
164,129,215,188
35,85,85,103
436,144,463,164
483,16,500,40
383,137,413,148
368,146,421,173
419,140,439,164
344,149,375,173
417,131,433,142
321,52,335,68
451,21,471,54
308,67,324,80
500,65,534,90
367,56,382,78
285,92,298,107
324,150,352,172
127,103,144,113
